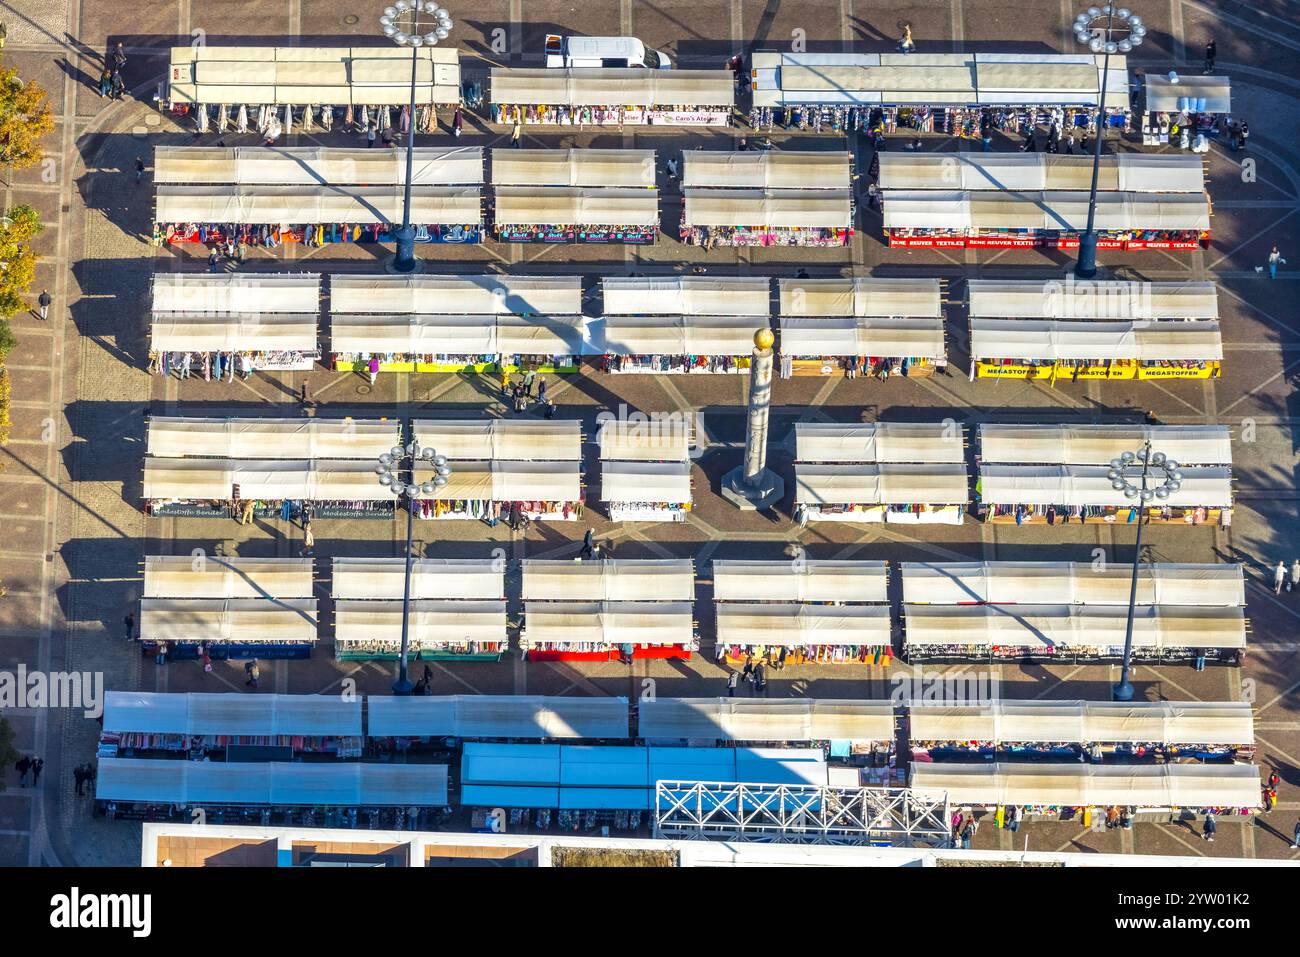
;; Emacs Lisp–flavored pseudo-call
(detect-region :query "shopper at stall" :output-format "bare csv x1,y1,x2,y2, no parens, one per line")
367,355,380,386
244,658,261,689
366,122,377,147
899,24,915,53
1008,805,1022,833
511,117,522,148
727,670,739,697
1202,812,1216,841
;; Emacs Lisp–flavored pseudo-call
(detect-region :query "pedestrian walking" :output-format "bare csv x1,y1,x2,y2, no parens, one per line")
123,612,134,640
0,22,7,51
1008,805,1022,833
244,658,260,688
1275,560,1288,594
511,118,522,148
1202,812,1216,841
134,157,145,184
1269,770,1281,792
31,758,43,786
899,24,915,53
543,399,556,419
1292,818,1300,849
73,765,86,796
110,69,125,99
727,671,739,697
523,369,536,396
301,520,314,557
15,755,31,786
866,181,880,210
741,656,754,684
1204,39,1217,74
452,105,463,138
201,647,212,675
367,355,380,386
580,528,594,560
1268,245,1284,279
112,41,127,71
537,376,547,404
367,122,377,147
37,289,51,321
208,247,220,273
240,498,255,525
97,67,112,98
1267,787,1279,812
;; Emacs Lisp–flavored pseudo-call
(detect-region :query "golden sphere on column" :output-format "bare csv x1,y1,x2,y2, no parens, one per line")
753,328,774,350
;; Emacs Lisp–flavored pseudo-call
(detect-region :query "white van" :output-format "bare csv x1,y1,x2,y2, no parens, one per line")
544,35,674,69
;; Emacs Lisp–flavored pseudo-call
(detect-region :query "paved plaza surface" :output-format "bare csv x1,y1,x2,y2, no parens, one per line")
0,0,1298,865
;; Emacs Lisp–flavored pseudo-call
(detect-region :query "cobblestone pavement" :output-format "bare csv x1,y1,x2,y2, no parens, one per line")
2,0,1299,866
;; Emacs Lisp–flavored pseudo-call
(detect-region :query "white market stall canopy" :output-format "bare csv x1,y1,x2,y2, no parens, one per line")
780,316,945,358
682,151,852,189
908,700,1253,747
522,560,695,602
967,279,1217,320
367,695,630,739
139,598,319,644
146,417,399,459
155,146,484,186
712,560,889,603
881,191,1210,231
492,187,659,227
151,313,319,353
168,45,463,106
411,419,581,461
715,603,892,647
639,698,895,743
902,603,1247,650
330,314,599,356
602,276,771,316
144,458,404,501
152,272,322,315
489,68,735,107
331,274,582,316
778,277,941,318
795,465,970,505
98,757,449,806
597,419,692,461
683,188,853,228
911,762,1260,809
155,185,482,226
978,424,1232,465
102,691,361,737
460,743,825,810
601,460,693,503
143,556,313,600
970,320,1223,362
901,561,1245,607
334,600,507,646
491,149,657,188
880,152,1204,192
796,423,965,464
976,465,1232,508
523,601,695,647
750,51,1130,108
331,558,504,601
1145,75,1231,114
427,460,581,502
603,315,769,355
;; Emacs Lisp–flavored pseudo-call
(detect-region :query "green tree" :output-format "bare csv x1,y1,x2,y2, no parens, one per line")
0,716,18,792
0,64,54,170
0,203,40,331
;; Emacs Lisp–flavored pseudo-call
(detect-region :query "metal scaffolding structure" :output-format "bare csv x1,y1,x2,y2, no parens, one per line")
653,780,952,847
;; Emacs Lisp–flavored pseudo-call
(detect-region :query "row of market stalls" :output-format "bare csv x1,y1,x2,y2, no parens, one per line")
968,279,1221,380
151,273,1226,384
1139,74,1233,148
879,152,1210,250
901,560,1247,664
714,560,892,668
678,151,854,248
520,559,698,662
97,691,1259,819
975,424,1233,526
749,51,1132,134
793,423,969,526
154,146,485,246
487,68,734,127
149,272,321,378
596,419,694,522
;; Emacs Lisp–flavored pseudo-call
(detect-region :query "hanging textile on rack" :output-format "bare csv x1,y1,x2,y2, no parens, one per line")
320,105,333,131
344,103,354,128
216,104,229,133
283,103,293,135
302,105,315,133
236,104,248,133
400,104,410,135
357,105,369,131
196,104,209,134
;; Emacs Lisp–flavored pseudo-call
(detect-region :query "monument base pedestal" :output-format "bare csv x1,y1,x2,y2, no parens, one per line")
721,466,785,511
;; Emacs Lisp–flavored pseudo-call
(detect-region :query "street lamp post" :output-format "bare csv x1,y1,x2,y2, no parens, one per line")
376,437,451,694
1107,440,1182,701
379,1,454,274
1072,5,1145,279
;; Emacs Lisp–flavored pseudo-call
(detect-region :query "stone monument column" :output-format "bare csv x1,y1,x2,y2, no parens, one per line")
722,328,785,510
